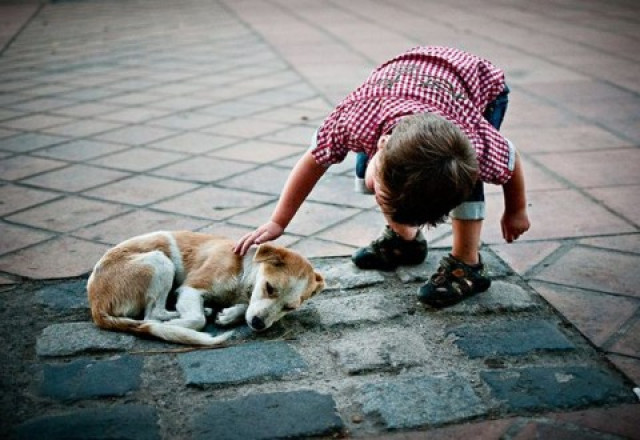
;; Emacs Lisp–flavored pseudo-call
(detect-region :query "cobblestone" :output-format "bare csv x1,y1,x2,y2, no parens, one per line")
14,405,160,440
39,355,143,401
329,327,430,374
358,374,487,429
447,319,576,358
192,391,344,440
482,366,633,411
178,341,307,387
36,322,136,357
311,292,407,327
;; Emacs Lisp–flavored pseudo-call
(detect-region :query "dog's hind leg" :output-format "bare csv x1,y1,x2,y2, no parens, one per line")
137,251,180,321
163,286,207,331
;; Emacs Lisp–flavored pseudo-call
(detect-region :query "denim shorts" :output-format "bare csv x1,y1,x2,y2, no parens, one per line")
450,84,510,220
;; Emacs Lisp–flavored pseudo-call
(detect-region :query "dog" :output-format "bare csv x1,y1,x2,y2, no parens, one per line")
87,231,324,346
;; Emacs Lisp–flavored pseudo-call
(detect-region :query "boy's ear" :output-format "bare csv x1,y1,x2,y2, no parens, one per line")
254,243,285,266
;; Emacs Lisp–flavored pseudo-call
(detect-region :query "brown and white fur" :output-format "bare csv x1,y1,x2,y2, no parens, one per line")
87,231,324,346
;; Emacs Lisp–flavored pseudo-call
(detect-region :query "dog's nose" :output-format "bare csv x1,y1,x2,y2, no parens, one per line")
250,316,266,331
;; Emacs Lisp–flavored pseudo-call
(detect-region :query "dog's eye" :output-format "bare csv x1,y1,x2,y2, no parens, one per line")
265,282,277,298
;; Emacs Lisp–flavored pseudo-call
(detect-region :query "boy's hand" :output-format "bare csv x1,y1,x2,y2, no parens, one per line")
234,221,285,256
501,209,530,243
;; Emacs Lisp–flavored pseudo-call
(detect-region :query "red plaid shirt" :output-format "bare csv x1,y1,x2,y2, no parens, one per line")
312,46,514,185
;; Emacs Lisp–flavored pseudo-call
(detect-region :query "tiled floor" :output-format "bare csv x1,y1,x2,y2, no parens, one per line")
1,0,639,435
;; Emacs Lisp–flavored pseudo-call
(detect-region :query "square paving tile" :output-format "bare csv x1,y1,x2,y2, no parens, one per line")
606,355,640,386
150,132,239,154
203,119,288,139
260,125,316,146
0,236,110,279
6,196,129,233
0,113,73,131
197,222,256,241
84,175,198,206
482,189,636,244
146,96,211,112
0,133,69,153
534,148,640,188
579,234,640,255
21,164,130,192
41,119,123,138
609,319,640,358
94,125,178,145
89,147,186,172
103,92,164,106
0,156,67,181
308,174,379,209
534,247,640,298
152,186,274,220
231,200,360,237
200,100,270,118
0,223,54,256
316,209,384,248
209,141,302,164
219,165,290,194
97,107,172,124
531,282,639,347
587,185,639,227
488,241,562,276
290,237,355,258
152,157,254,183
74,210,210,244
8,97,75,112
505,94,583,128
146,112,227,130
0,184,60,216
52,102,123,118
504,124,628,155
35,139,129,161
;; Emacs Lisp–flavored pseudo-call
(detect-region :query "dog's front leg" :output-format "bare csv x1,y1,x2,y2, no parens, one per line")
164,286,207,331
215,304,248,327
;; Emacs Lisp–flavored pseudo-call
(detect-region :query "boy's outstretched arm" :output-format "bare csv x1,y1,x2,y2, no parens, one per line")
234,150,327,255
501,151,530,243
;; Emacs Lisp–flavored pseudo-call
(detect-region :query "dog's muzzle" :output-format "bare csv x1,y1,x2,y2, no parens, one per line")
249,316,266,331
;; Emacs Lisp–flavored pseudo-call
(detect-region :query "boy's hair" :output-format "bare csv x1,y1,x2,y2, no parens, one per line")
377,113,478,227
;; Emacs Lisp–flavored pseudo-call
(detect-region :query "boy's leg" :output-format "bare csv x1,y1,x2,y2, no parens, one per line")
354,152,372,193
418,85,510,307
352,151,426,270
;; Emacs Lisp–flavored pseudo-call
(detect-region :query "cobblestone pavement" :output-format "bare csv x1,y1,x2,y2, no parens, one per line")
1,0,639,439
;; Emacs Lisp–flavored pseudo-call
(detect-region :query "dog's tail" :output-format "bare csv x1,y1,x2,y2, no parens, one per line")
93,314,233,347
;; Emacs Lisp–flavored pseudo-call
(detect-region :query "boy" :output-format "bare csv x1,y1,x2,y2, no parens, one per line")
234,46,530,308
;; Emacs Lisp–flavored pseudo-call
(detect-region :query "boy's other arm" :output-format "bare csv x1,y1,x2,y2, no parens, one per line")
234,150,327,255
501,151,530,243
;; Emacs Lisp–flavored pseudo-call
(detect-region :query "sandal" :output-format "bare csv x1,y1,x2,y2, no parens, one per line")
417,254,491,308
352,225,427,271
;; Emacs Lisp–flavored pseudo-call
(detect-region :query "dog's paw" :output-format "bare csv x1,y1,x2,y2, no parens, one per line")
215,306,243,326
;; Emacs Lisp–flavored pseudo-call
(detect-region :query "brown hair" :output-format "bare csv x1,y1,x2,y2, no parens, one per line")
377,113,478,227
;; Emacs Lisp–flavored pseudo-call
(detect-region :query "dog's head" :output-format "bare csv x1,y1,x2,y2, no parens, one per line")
246,243,324,332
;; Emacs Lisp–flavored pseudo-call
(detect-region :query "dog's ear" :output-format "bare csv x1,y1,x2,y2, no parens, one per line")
312,271,325,296
254,243,285,266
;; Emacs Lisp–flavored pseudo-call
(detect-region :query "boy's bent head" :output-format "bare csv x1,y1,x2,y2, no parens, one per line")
377,113,478,227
